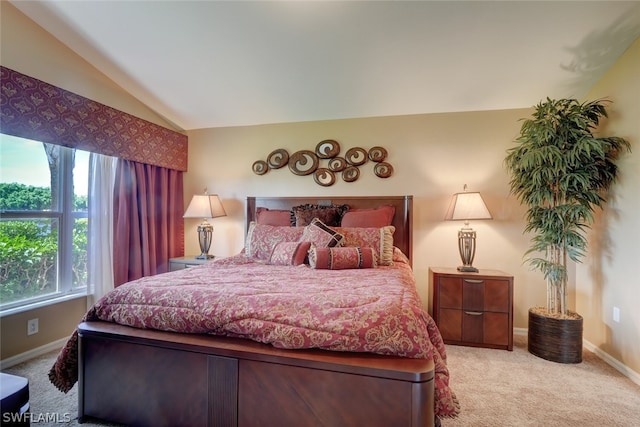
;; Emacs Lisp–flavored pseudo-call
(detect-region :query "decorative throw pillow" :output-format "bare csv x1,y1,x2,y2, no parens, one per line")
291,203,349,227
340,205,395,228
245,222,305,261
309,246,376,270
269,241,311,266
256,207,293,226
300,218,344,248
331,226,395,266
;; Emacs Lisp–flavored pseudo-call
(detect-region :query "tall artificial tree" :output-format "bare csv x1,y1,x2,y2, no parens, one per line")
505,98,630,316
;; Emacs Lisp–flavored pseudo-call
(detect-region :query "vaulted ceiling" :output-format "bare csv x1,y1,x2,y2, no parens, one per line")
11,1,640,130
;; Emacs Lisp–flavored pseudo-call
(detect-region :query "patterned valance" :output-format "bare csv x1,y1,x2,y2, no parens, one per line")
0,66,187,171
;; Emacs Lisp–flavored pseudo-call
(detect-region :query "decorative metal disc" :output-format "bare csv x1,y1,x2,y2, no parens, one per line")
288,150,319,176
342,166,360,182
368,146,388,162
313,168,336,187
252,160,268,175
328,157,347,172
374,162,394,178
345,147,367,166
315,139,340,159
267,149,289,169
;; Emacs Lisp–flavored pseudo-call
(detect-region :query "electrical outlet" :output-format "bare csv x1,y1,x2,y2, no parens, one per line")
613,307,620,323
27,318,39,335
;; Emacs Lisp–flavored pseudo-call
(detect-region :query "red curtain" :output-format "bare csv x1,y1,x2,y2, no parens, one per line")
113,159,184,286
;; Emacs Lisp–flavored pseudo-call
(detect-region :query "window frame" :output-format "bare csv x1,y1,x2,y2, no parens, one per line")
0,141,88,314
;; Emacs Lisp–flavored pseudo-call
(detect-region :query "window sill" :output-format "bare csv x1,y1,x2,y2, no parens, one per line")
0,291,87,318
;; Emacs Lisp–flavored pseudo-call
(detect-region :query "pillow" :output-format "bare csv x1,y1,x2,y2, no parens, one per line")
309,246,376,270
245,222,305,261
291,203,349,227
269,241,311,266
256,207,292,226
332,226,395,266
300,218,344,248
340,205,395,228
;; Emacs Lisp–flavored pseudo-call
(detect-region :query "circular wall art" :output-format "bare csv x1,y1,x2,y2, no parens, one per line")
315,139,340,159
345,147,367,166
313,168,336,187
288,150,319,176
267,149,289,169
374,162,394,178
252,160,268,175
342,166,360,182
253,141,393,186
328,157,347,172
368,146,388,162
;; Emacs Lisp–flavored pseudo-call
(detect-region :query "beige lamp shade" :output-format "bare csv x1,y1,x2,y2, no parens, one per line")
444,191,492,222
183,194,227,219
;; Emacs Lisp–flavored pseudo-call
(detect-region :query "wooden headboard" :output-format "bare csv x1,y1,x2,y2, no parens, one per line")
246,196,413,264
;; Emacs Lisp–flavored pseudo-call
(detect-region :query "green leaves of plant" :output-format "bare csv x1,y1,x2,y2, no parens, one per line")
504,98,631,314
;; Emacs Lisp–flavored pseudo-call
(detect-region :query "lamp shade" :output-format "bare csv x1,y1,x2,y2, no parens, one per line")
444,191,492,221
183,194,227,219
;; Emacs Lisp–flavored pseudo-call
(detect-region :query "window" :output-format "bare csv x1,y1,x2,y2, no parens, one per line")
0,134,89,312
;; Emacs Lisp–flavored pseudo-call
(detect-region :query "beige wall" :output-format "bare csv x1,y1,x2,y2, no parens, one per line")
579,37,640,374
0,298,86,360
0,2,182,360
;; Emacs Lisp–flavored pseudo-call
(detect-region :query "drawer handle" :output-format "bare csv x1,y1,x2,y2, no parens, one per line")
464,311,484,316
464,279,484,284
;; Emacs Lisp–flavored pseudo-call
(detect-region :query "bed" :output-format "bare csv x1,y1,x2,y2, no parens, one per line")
49,195,459,426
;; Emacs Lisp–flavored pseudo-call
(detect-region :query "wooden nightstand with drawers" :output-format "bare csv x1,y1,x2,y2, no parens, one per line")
431,267,514,351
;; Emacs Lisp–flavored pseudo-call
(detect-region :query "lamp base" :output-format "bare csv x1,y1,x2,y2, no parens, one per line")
195,254,215,260
457,265,479,273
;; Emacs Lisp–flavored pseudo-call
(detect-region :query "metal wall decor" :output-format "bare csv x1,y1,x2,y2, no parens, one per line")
316,139,340,158
252,160,268,175
252,140,393,186
267,149,289,169
288,150,319,175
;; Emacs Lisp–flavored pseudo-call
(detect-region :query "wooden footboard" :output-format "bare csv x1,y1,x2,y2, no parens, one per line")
77,321,434,427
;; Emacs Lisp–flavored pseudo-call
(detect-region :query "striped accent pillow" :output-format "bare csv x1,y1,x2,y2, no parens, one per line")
309,246,376,270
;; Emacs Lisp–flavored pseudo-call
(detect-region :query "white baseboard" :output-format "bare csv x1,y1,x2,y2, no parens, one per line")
514,327,527,336
514,327,640,387
0,338,67,370
583,339,640,387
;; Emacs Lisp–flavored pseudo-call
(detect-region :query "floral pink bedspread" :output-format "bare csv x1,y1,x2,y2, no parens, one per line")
49,250,459,417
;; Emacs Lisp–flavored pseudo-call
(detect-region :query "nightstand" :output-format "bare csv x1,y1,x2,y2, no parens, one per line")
431,267,514,351
169,256,216,271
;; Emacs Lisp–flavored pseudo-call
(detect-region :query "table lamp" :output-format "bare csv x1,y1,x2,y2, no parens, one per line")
444,185,492,272
183,193,226,259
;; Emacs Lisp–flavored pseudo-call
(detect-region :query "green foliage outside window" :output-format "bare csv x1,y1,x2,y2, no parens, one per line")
0,183,88,305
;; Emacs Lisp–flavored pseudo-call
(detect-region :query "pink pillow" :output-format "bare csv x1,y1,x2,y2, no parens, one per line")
269,241,311,266
340,205,395,228
300,218,344,248
332,226,395,266
309,246,376,270
245,222,305,261
256,207,292,226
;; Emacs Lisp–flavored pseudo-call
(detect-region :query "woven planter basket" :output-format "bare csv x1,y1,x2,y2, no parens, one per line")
528,308,583,364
